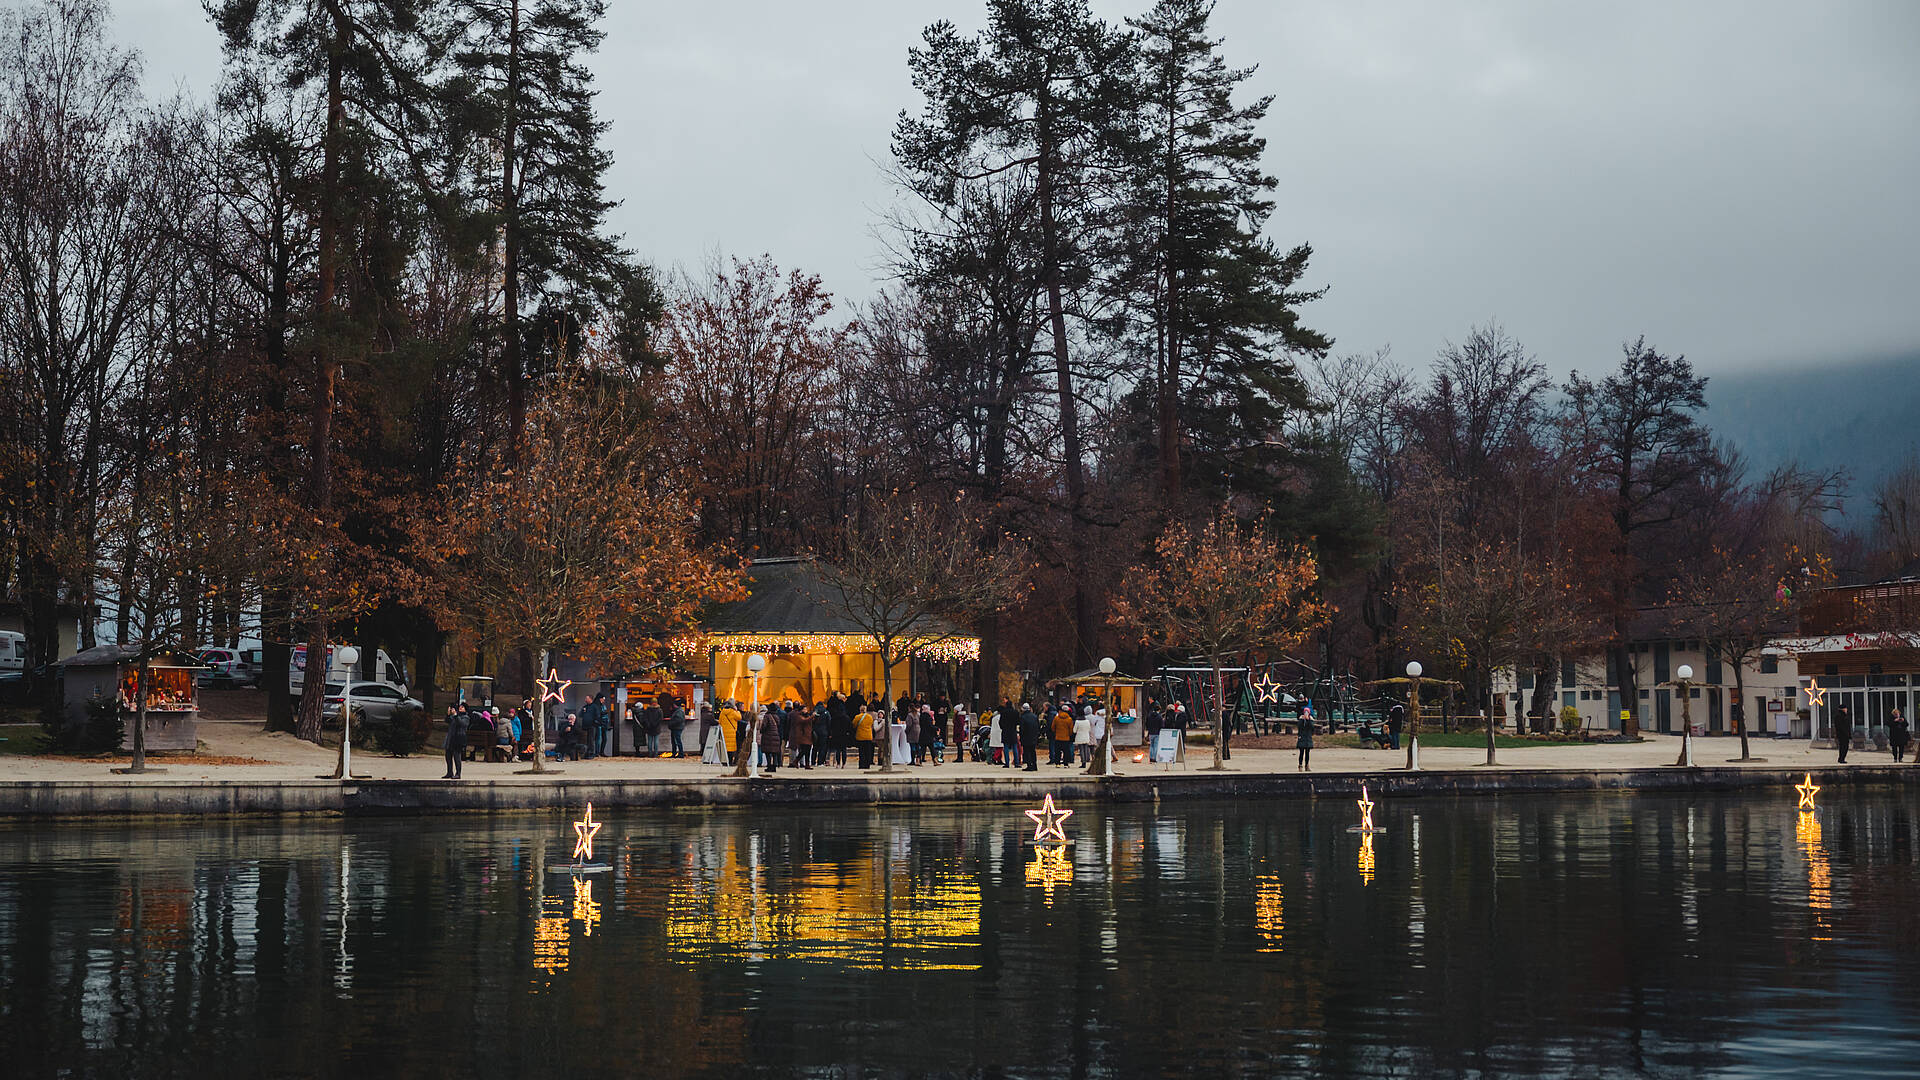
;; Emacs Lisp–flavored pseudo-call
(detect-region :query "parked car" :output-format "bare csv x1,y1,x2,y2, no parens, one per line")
0,631,26,700
195,647,257,687
322,680,422,726
293,645,406,700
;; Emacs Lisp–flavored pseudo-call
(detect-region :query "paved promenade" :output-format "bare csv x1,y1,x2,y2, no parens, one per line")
0,717,1911,818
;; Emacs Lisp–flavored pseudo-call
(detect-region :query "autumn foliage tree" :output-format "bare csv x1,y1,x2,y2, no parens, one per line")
1111,509,1329,770
410,363,744,770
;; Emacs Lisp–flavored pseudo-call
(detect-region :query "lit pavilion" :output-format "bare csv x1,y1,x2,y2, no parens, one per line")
670,556,980,707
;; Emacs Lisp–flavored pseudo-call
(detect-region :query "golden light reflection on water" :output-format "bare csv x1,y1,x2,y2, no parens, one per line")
1254,875,1284,952
532,876,604,984
1025,846,1074,906
1358,833,1376,886
662,836,983,971
1798,810,1833,941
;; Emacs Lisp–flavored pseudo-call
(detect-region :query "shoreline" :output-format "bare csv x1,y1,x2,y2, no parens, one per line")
0,763,1908,819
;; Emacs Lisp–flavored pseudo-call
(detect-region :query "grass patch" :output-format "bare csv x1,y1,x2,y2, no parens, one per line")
0,723,52,755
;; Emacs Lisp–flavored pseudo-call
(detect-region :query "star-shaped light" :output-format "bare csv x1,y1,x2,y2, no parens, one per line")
537,668,572,705
1802,677,1826,709
1357,783,1376,832
1795,773,1820,811
1252,672,1281,705
1024,792,1074,843
572,801,602,861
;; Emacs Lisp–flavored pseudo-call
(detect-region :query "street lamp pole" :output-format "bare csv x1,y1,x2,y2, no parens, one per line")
1406,661,1423,772
1089,656,1117,776
1675,664,1696,768
747,653,766,779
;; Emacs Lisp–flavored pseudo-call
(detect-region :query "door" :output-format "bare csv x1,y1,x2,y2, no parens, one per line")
1656,689,1673,734
1708,690,1723,734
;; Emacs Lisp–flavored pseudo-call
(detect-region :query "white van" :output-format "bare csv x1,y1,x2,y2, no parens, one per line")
291,644,406,699
0,630,25,679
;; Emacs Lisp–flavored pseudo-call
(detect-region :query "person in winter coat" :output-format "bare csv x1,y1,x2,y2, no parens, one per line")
1387,703,1405,751
999,701,1022,768
1890,705,1910,763
758,705,784,772
1051,706,1074,766
1834,704,1854,763
919,704,940,764
1018,703,1041,772
1073,707,1093,767
1296,706,1315,771
904,707,923,764
663,700,687,758
951,704,969,762
988,703,1006,765
443,705,469,779
854,705,877,769
787,705,814,769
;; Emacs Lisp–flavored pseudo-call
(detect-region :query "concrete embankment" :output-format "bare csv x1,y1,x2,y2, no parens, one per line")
0,765,1909,819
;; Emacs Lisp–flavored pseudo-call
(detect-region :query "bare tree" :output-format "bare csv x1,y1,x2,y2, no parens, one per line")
810,495,1026,774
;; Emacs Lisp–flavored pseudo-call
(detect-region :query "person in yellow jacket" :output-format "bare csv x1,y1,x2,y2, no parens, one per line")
853,707,876,770
1050,706,1075,766
718,701,741,756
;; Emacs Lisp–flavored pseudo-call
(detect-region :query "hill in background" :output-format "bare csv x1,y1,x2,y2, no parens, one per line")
1702,352,1920,521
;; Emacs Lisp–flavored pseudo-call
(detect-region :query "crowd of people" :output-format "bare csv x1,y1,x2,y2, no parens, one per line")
435,687,1200,778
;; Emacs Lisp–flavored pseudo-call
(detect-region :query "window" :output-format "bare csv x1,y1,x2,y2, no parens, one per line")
1562,658,1577,687
1639,689,1651,700
1760,655,1779,674
1654,643,1670,685
1519,671,1535,690
1825,664,1839,677
1706,658,1722,685
1563,691,1577,708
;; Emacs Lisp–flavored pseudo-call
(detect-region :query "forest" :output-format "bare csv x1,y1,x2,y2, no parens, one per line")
3,0,1916,742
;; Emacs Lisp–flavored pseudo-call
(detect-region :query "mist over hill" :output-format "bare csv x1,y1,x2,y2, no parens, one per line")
1702,353,1920,520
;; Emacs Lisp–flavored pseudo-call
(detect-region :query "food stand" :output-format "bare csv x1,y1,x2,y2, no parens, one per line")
56,644,204,752
1046,668,1151,747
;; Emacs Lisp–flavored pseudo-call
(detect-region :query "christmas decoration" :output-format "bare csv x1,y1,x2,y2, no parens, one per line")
1795,773,1820,811
1802,677,1826,710
1349,782,1384,833
1024,793,1073,843
1252,671,1281,704
572,802,603,861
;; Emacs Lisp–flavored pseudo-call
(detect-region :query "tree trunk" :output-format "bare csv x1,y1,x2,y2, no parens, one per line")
501,0,525,468
876,651,897,774
1209,657,1226,770
1733,664,1752,761
1485,685,1497,766
1035,99,1094,672
1612,638,1639,738
1089,677,1115,776
128,655,150,773
297,22,348,745
527,646,550,773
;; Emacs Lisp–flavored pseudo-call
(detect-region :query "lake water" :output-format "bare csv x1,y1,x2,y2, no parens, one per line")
2,789,1918,1078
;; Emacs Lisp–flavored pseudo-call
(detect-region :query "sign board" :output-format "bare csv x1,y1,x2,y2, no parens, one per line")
1152,727,1184,767
1767,699,1784,712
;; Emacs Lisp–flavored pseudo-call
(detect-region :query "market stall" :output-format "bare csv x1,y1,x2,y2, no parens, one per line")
1046,668,1150,747
56,644,204,752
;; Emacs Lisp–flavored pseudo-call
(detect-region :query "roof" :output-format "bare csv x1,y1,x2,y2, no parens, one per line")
700,556,871,635
55,643,204,668
695,555,974,644
1047,667,1150,687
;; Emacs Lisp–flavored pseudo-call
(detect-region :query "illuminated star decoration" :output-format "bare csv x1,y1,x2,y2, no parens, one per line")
1024,793,1074,843
537,668,572,705
1357,783,1376,832
1802,677,1826,709
572,802,603,862
1795,773,1820,812
1252,672,1281,705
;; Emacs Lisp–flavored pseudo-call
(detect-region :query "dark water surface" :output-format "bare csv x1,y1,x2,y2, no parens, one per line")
3,789,1919,1078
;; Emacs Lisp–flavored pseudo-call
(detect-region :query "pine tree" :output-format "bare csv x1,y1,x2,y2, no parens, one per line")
895,0,1132,668
1114,0,1329,512
442,0,657,465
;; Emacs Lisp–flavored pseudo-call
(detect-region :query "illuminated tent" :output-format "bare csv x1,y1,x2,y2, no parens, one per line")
671,556,979,707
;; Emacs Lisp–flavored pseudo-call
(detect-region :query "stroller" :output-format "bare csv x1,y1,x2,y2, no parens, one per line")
969,723,993,762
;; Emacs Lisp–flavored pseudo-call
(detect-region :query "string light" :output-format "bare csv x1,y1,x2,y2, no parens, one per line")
1024,793,1073,844
669,633,981,663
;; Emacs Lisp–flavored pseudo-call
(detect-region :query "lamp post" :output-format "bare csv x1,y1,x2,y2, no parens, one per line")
1405,661,1423,772
1089,656,1117,776
1675,663,1696,768
746,653,766,779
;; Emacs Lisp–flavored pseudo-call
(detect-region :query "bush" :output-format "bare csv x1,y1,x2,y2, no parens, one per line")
44,690,123,753
1558,705,1582,737
371,703,426,757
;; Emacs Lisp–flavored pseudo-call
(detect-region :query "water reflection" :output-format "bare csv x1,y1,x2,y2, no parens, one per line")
2,792,1919,1077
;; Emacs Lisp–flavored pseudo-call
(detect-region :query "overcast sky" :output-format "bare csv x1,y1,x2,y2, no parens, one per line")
117,0,1919,380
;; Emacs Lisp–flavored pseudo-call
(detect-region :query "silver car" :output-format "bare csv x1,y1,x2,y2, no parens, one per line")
322,681,423,724
196,647,257,687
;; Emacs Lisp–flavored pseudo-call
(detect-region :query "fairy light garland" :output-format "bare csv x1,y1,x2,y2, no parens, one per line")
669,634,981,663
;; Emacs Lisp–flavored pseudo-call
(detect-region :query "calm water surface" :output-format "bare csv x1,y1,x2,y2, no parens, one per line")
2,790,1918,1078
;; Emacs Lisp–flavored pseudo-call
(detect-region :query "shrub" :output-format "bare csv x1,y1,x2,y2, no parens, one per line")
1558,705,1582,737
372,703,426,757
44,690,123,753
